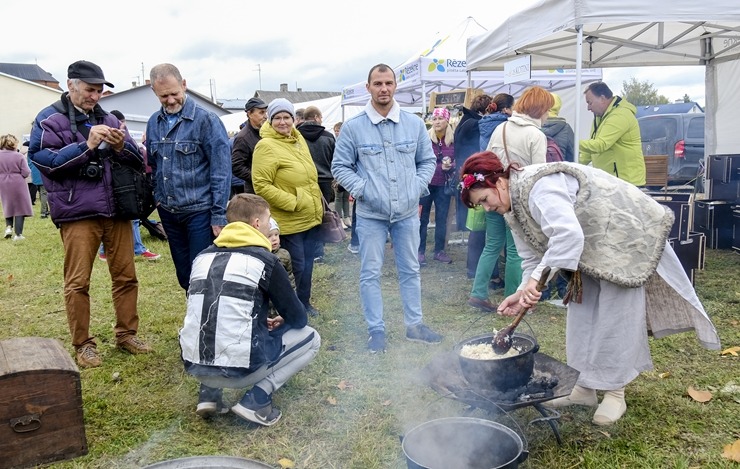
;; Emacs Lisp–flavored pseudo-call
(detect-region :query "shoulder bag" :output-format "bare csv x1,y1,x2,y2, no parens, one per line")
318,195,346,243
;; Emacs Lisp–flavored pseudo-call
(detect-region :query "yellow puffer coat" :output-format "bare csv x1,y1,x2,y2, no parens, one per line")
252,122,323,235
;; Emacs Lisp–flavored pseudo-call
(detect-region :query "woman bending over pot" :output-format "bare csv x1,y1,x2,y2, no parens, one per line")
459,152,720,426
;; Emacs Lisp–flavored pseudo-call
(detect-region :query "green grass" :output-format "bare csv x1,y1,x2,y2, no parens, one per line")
1,208,738,468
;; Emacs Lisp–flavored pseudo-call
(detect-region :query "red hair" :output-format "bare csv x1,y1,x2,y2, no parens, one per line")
513,86,555,120
460,151,520,208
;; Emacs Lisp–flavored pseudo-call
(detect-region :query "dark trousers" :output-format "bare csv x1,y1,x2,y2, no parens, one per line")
418,185,452,254
281,226,320,308
158,208,214,291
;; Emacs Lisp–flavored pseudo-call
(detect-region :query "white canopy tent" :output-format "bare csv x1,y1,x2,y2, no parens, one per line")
466,0,740,163
341,16,602,110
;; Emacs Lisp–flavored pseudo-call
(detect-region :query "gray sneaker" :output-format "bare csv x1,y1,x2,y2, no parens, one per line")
406,323,443,344
231,392,281,427
368,330,386,353
196,384,229,418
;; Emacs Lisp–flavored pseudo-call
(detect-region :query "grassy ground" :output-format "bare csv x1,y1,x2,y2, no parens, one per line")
0,207,738,468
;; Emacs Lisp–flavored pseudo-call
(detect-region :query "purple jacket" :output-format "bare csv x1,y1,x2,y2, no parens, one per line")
28,93,143,224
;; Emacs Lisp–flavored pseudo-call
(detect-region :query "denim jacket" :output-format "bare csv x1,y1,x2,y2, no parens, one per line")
331,100,435,222
146,97,231,226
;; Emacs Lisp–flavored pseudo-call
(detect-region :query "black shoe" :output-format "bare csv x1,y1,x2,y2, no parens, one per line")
231,391,281,427
368,330,386,353
489,278,505,290
196,384,229,418
405,323,443,344
467,296,497,312
314,256,324,264
305,305,320,317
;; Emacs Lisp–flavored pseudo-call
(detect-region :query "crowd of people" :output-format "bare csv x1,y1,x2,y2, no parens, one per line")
2,58,719,429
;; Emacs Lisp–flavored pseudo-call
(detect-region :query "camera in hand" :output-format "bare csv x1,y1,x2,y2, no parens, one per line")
80,160,104,179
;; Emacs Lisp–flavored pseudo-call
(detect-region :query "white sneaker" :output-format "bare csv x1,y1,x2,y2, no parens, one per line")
12,235,25,242
4,226,12,239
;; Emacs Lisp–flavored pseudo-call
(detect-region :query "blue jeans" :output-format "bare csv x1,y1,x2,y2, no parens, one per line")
158,208,214,291
99,220,147,256
418,185,451,255
470,211,522,299
280,226,319,308
357,214,423,333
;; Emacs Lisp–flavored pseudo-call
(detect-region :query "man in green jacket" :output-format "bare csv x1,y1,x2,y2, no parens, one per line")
579,82,646,186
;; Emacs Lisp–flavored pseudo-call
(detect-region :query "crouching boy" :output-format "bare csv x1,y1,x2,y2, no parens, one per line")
179,193,321,426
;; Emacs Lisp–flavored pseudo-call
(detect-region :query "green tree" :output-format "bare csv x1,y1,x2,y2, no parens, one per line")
620,77,669,105
682,93,692,103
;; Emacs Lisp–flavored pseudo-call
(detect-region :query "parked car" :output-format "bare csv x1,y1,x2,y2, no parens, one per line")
638,113,704,185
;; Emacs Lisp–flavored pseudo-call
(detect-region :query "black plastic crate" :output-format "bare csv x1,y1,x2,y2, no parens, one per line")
648,192,693,241
668,232,705,285
693,200,734,249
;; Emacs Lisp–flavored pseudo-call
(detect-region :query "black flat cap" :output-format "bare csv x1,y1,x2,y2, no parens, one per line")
67,60,114,88
245,97,267,112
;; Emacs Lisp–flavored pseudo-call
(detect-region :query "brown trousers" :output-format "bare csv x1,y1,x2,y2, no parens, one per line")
60,218,139,349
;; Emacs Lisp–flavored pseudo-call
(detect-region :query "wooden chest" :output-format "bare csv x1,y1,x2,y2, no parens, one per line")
0,337,88,469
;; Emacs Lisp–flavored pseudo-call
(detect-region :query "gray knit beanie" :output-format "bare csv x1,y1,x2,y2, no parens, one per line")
267,98,295,121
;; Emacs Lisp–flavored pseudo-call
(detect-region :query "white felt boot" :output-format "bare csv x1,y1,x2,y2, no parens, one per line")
592,388,627,426
542,384,598,408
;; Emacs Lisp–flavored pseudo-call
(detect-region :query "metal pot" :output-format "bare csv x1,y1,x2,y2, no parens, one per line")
143,456,274,468
402,417,528,469
455,333,539,391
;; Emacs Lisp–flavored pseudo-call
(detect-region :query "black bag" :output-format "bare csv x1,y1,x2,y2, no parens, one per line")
443,171,458,197
141,218,167,241
110,161,156,220
319,195,346,243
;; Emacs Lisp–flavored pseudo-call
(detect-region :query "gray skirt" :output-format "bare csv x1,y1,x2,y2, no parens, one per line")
566,274,653,390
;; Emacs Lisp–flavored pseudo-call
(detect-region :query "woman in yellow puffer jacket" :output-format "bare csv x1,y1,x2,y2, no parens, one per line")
253,99,323,317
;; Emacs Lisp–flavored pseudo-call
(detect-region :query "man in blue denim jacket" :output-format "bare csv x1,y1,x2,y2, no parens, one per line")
145,63,231,291
332,63,443,353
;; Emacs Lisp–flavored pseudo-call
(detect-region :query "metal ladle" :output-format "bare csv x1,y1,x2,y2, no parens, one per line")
491,267,551,355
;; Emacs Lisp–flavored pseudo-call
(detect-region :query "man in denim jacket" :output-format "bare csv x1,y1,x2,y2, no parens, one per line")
332,63,443,353
145,63,231,291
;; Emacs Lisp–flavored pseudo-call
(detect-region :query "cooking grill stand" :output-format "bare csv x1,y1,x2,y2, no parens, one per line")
422,351,579,446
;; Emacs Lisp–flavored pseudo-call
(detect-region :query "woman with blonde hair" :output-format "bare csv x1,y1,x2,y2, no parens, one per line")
0,134,33,241
418,107,455,265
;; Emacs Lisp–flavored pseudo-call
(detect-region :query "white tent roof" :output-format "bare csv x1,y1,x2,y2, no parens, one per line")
466,0,740,71
466,0,740,159
341,16,602,108
221,95,363,136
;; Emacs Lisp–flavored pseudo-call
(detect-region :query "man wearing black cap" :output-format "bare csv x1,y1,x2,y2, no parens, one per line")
231,97,268,193
28,60,152,368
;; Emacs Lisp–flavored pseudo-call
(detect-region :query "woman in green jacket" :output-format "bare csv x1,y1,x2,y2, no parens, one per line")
253,99,323,317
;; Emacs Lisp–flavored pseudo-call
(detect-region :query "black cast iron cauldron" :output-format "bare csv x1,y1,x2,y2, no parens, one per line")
454,333,539,391
402,417,528,469
143,456,274,468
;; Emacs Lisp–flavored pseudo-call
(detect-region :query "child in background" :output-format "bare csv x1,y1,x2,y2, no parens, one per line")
268,217,295,290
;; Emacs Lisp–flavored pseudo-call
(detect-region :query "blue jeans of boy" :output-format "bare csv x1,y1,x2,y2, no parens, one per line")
356,214,423,334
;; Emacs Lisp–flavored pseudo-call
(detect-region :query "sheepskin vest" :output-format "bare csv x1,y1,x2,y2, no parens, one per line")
504,163,674,287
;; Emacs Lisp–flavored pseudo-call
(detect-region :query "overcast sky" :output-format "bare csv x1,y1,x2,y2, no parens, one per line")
1,0,706,105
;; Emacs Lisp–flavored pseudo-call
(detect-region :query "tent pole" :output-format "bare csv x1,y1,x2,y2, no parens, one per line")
574,24,583,163
422,82,428,114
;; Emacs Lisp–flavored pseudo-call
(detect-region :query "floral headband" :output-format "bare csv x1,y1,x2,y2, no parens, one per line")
459,173,485,190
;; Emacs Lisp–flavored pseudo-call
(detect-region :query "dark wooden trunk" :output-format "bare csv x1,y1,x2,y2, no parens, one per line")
0,337,87,469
